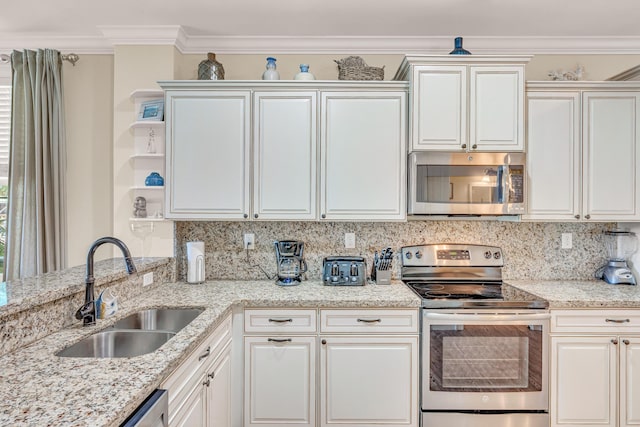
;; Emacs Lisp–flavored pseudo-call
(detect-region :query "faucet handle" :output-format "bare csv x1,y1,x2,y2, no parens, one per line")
75,301,96,325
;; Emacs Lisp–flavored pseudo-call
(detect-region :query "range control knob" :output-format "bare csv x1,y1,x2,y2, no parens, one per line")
484,251,492,259
331,263,339,276
350,263,358,276
415,251,423,259
405,252,413,259
493,252,501,259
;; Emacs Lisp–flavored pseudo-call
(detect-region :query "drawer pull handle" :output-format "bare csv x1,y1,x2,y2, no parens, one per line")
268,318,293,323
357,318,382,323
268,338,292,343
612,339,619,345
198,346,211,361
624,339,631,345
605,318,630,323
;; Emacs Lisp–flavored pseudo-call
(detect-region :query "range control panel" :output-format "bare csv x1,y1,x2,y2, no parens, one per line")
323,256,367,286
401,244,504,267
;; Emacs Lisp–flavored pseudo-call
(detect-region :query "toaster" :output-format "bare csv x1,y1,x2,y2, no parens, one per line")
322,256,367,286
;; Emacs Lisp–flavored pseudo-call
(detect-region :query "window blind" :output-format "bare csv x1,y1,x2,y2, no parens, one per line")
0,85,10,185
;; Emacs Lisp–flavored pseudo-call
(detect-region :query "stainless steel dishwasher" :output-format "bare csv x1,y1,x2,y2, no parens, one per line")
120,389,168,427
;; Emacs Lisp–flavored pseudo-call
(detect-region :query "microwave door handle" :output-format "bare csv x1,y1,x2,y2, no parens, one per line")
497,165,506,203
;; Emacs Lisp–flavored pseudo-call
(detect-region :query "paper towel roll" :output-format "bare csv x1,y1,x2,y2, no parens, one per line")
186,241,205,284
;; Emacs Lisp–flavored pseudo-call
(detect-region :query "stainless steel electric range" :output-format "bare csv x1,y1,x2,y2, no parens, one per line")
401,244,550,427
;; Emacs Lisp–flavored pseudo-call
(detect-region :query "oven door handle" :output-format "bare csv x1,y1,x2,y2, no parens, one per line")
423,311,551,322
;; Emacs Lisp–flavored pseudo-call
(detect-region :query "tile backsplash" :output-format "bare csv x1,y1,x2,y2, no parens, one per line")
175,221,612,282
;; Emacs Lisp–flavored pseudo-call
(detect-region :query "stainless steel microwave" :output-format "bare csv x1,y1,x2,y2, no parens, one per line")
408,152,526,216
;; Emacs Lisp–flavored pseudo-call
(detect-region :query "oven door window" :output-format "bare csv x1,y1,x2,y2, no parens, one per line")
416,165,504,204
429,324,542,392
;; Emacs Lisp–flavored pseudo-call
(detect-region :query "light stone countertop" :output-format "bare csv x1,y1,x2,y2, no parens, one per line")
505,279,640,308
0,279,421,427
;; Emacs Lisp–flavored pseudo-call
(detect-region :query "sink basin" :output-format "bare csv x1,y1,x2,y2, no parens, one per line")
56,330,175,358
110,308,204,332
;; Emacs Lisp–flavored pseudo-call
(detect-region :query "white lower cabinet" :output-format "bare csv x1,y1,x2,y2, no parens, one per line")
319,336,418,427
162,314,232,427
551,310,640,427
244,336,316,426
242,308,419,427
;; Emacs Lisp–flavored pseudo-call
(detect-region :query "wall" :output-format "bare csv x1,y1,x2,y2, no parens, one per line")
63,55,115,265
174,220,612,282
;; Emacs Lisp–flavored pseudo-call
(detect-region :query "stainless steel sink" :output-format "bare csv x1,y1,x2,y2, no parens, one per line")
56,330,175,358
110,308,204,332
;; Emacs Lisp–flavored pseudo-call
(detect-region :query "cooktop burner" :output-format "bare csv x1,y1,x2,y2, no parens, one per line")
406,282,504,300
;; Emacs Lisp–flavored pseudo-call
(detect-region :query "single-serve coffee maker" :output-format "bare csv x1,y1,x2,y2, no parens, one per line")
274,240,307,286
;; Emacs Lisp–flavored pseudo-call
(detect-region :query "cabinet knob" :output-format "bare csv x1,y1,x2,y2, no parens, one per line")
461,144,467,149
623,339,631,345
472,144,477,149
321,339,327,345
321,214,326,219
585,214,591,219
612,339,619,345
243,213,248,219
203,379,211,387
574,215,580,219
254,213,259,219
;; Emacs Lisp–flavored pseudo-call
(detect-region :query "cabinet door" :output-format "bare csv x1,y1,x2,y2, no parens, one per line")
320,91,407,221
244,336,316,427
165,91,251,219
551,336,616,427
411,65,466,151
319,336,418,427
470,66,525,151
172,379,207,427
253,92,317,220
524,92,581,220
206,344,231,427
583,92,640,221
620,336,640,427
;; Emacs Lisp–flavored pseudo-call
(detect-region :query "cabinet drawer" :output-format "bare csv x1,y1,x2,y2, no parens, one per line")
244,309,317,333
320,309,419,334
551,309,640,333
161,314,232,421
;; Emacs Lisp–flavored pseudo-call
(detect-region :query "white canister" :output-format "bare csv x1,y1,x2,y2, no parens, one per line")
186,241,206,284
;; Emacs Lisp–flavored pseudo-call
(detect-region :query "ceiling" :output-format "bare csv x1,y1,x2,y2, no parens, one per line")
2,0,640,53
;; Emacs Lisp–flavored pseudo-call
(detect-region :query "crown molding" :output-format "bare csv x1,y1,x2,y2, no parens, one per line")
2,26,640,55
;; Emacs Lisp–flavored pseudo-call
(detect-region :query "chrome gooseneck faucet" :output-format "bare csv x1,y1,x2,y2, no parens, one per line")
75,237,137,326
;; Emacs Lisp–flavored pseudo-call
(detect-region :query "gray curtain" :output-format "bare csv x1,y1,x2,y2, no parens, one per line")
5,49,67,280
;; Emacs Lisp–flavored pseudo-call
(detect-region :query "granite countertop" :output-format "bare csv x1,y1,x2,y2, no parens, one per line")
505,279,640,308
0,279,421,427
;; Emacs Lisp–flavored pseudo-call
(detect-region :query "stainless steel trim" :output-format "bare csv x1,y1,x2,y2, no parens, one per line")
421,299,549,309
121,389,168,427
422,412,550,427
424,311,551,322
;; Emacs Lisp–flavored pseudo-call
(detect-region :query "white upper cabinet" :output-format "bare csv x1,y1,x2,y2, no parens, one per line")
321,91,407,221
159,81,408,221
253,91,317,220
583,91,640,221
164,90,251,219
525,83,640,221
395,55,530,152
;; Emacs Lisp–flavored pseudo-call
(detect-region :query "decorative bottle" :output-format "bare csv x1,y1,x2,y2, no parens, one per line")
294,64,315,80
449,37,472,55
262,57,280,80
197,52,225,80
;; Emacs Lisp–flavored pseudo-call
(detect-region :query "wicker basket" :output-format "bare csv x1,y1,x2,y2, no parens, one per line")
334,56,384,81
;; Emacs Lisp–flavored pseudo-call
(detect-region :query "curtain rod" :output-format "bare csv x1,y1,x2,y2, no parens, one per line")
0,53,80,66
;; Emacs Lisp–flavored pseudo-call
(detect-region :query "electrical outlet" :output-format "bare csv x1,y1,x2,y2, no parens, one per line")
561,233,573,249
244,233,255,250
344,233,356,249
143,272,154,287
